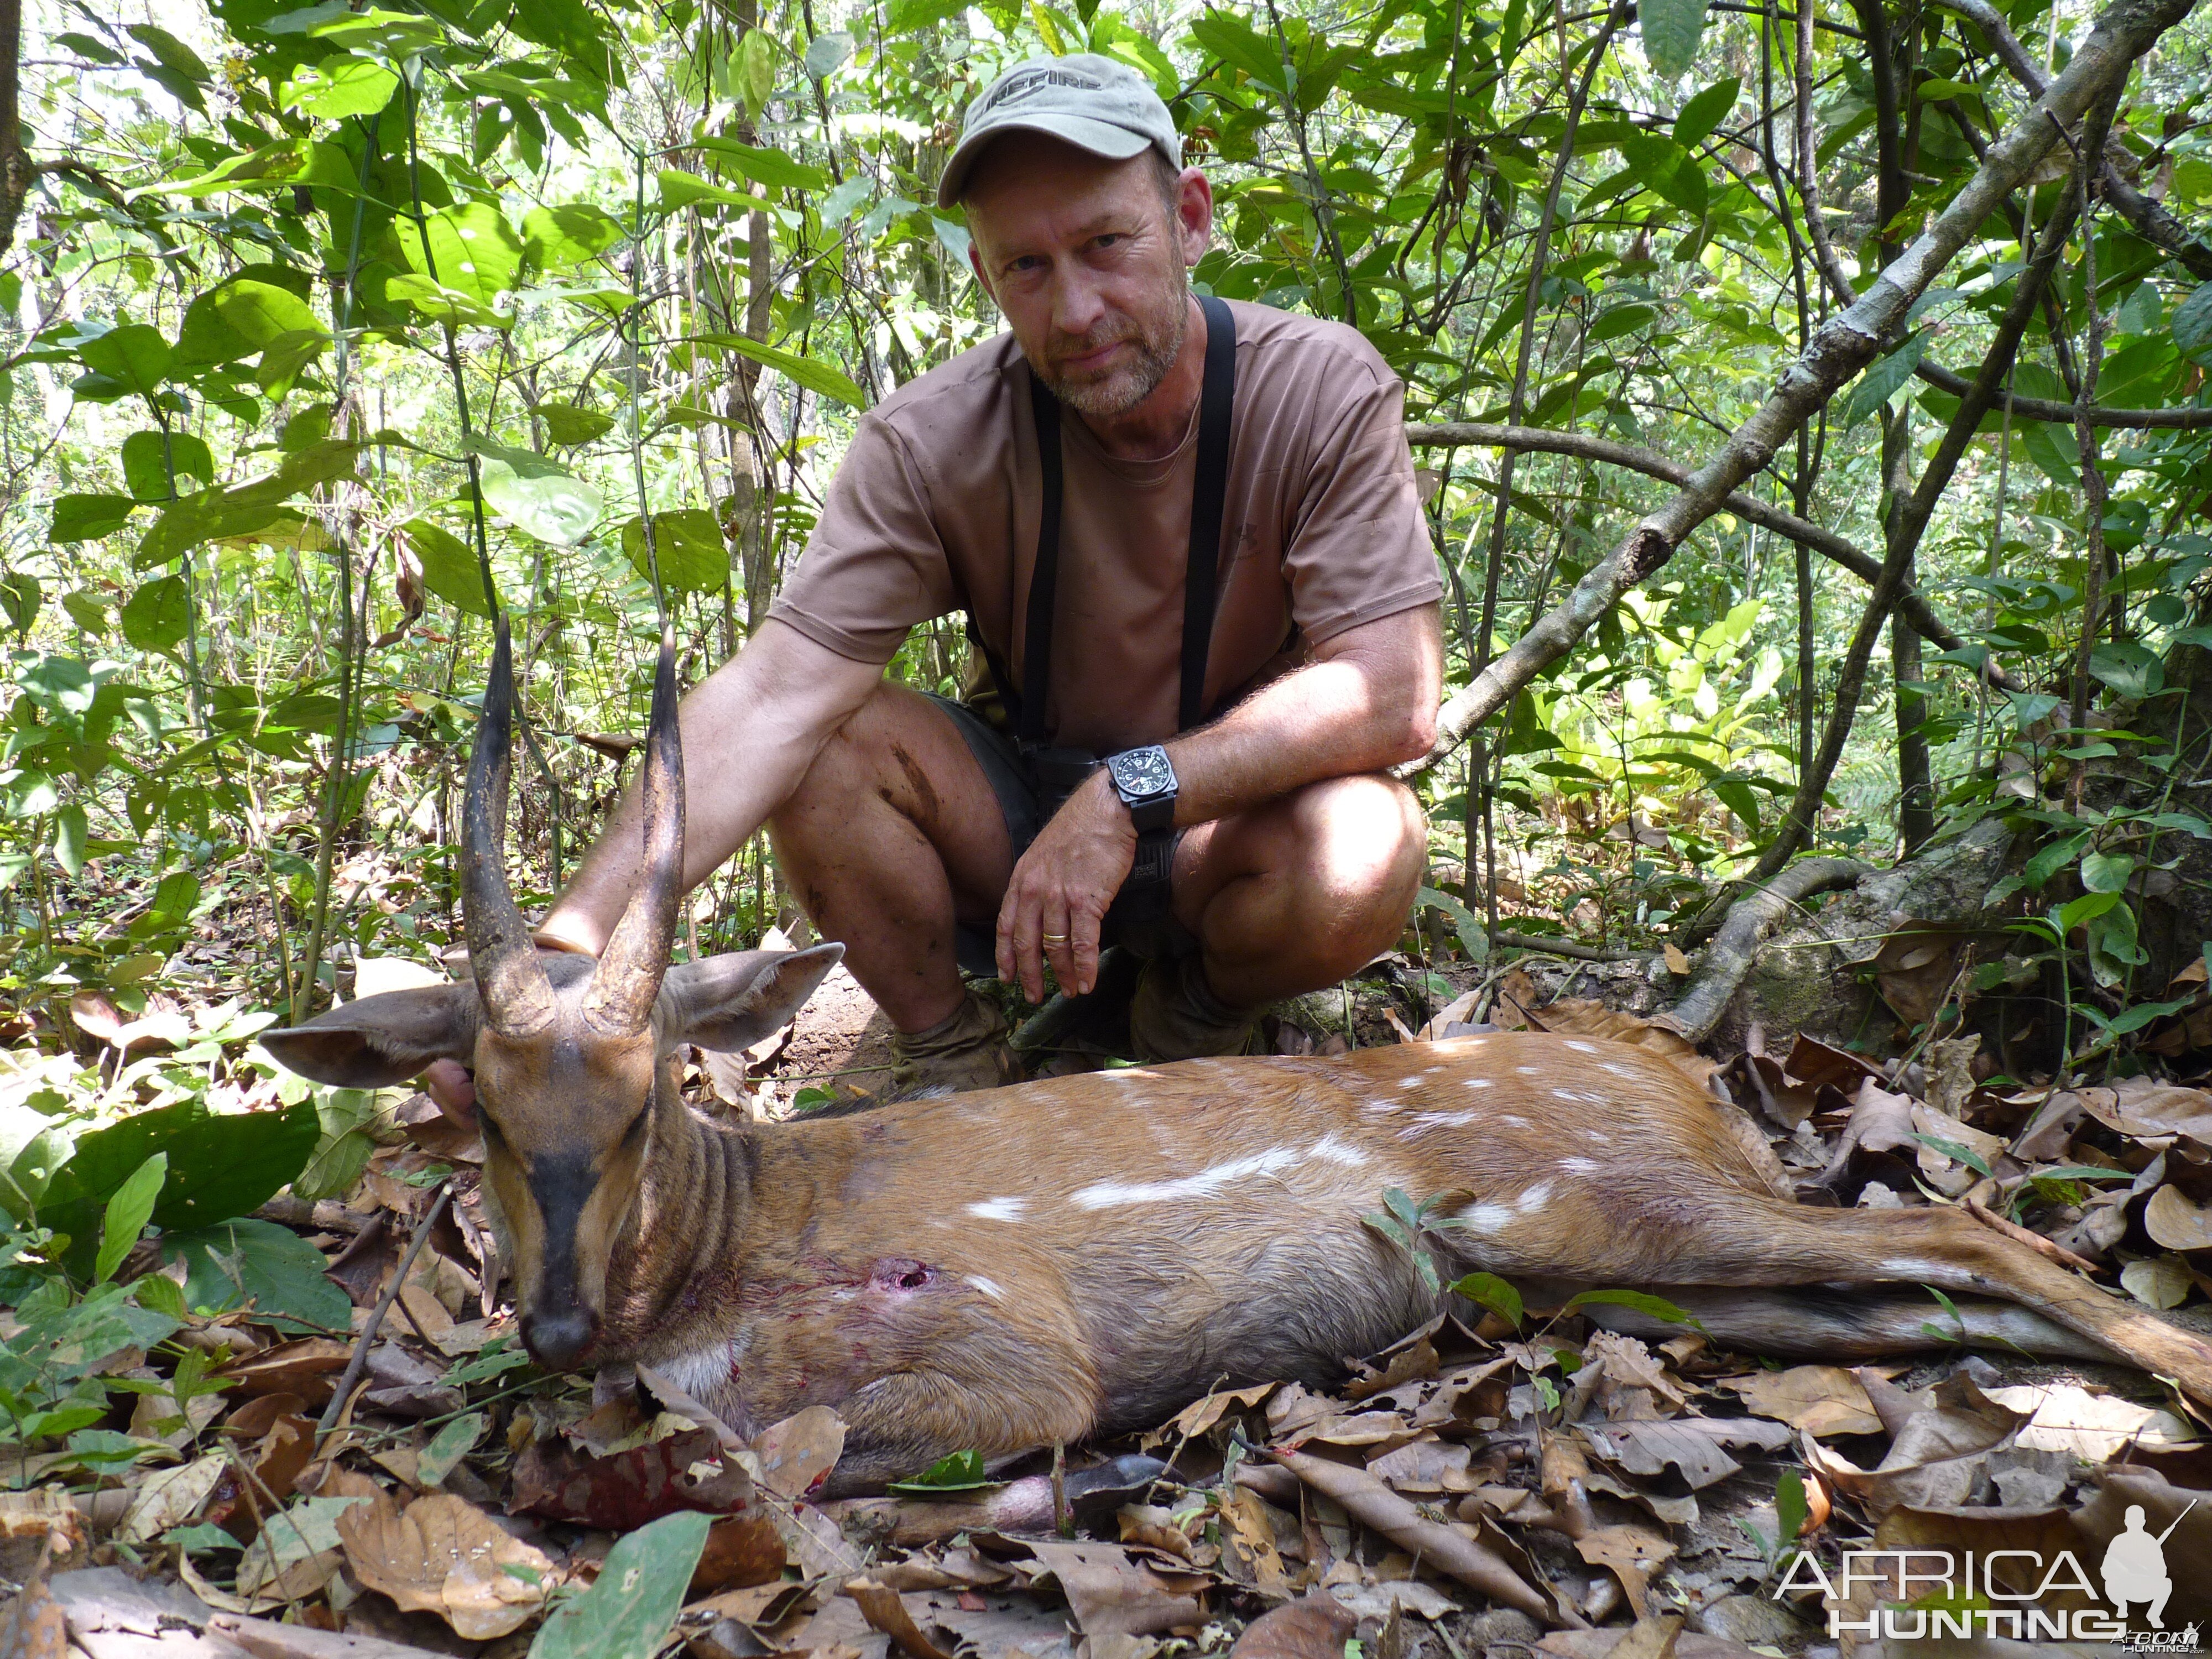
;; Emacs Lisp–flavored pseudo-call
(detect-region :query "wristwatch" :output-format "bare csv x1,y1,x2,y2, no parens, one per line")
1105,744,1178,833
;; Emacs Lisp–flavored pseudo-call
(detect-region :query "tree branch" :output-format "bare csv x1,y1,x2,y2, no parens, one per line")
1932,0,2212,279
1404,421,1998,674
1406,0,2195,779
1912,356,2212,426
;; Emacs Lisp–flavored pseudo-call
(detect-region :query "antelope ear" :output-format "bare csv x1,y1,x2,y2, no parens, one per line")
261,985,481,1088
664,945,843,1055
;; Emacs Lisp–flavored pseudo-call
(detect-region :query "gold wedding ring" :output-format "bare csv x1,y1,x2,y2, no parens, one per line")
1041,932,1069,944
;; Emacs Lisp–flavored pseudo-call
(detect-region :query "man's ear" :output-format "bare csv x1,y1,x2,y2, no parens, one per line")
261,985,480,1088
663,944,843,1055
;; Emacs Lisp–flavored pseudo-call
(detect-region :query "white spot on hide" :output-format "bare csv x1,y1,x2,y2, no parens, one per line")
1517,1182,1552,1211
1500,1114,1528,1128
1517,1065,1540,1075
1457,1202,1514,1235
1464,1077,1494,1089
964,1275,1005,1300
1072,1146,1298,1208
1564,1040,1597,1053
966,1197,1027,1222
1308,1133,1370,1167
1559,1157,1599,1173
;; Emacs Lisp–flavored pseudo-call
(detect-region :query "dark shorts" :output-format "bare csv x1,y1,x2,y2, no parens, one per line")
924,693,1192,978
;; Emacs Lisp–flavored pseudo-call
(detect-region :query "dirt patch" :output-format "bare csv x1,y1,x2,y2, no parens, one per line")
774,961,896,1099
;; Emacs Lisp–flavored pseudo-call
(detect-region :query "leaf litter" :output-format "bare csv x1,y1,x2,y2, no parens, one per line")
11,984,2212,1659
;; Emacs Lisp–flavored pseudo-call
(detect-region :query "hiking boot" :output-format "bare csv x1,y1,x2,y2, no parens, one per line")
889,988,1024,1096
1128,954,1262,1062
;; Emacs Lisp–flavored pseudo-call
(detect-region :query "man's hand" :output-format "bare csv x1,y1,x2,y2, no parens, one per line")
422,1058,476,1126
997,771,1136,1002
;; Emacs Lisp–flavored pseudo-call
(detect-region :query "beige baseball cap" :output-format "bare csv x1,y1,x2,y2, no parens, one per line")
937,53,1181,208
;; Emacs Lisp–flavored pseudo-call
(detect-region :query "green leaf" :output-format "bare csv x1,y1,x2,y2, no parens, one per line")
161,1219,352,1333
1908,1131,1992,1178
481,462,604,546
53,804,87,877
79,325,173,398
2057,889,2120,931
528,1510,711,1659
2079,850,2136,893
803,30,853,79
1640,0,1710,78
1673,76,1740,149
1416,884,1488,963
2172,281,2212,364
281,55,399,118
1562,1287,1706,1331
1775,1468,1808,1545
1839,333,1927,430
1588,302,1657,345
127,23,210,81
215,281,327,349
121,431,215,503
692,136,830,195
122,576,193,653
887,1449,990,1495
537,402,616,446
396,202,524,308
36,1099,320,1250
384,273,510,330
620,510,728,594
399,519,494,617
658,169,757,216
696,333,866,406
96,1153,168,1285
2088,641,2162,701
417,1413,487,1488
1616,131,1707,216
51,493,137,543
1447,1270,1524,1328
523,204,627,270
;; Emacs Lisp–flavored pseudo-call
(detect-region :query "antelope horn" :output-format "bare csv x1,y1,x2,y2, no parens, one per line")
583,633,684,1035
463,618,556,1037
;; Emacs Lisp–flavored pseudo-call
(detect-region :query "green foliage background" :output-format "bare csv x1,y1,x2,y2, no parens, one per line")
0,0,2209,1037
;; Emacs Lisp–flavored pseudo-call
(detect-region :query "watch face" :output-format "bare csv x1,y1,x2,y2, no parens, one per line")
1113,747,1175,796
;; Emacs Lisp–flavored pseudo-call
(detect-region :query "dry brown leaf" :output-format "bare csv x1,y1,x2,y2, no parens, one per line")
1364,1437,1474,1494
1801,1373,2022,1521
1151,1381,1275,1444
2147,1183,2212,1250
1225,1593,1355,1659
1022,1540,1201,1637
509,1425,752,1528
1578,1417,1791,1491
1,1573,68,1659
118,1453,227,1543
845,1580,957,1659
750,1406,846,1500
1983,1382,2195,1458
336,1491,555,1638
1662,945,1691,975
1575,1525,1675,1620
217,1338,354,1405
2074,1467,2212,1623
1727,1366,1883,1438
2122,1256,2194,1308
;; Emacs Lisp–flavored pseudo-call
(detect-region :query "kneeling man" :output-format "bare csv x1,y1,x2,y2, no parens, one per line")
535,54,1444,1092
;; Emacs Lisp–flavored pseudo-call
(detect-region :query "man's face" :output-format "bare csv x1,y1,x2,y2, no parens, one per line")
965,141,1208,419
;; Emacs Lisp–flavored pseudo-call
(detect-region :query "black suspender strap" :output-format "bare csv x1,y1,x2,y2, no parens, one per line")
1009,295,1239,747
1181,293,1237,733
1018,375,1066,746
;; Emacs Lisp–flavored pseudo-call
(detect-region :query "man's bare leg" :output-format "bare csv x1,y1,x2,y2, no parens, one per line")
1171,773,1426,1006
768,683,1013,1033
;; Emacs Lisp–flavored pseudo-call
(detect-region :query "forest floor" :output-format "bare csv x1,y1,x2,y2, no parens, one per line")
7,952,2212,1659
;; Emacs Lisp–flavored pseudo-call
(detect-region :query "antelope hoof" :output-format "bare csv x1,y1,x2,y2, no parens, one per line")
523,1306,598,1369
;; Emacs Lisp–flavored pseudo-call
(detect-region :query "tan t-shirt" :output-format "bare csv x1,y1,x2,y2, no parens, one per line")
768,299,1442,754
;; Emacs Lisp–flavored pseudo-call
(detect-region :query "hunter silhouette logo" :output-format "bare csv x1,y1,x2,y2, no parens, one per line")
2104,1503,2185,1626
1776,1498,2202,1644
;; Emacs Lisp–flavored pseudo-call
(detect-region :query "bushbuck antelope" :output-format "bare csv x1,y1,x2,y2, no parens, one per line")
265,626,2212,1492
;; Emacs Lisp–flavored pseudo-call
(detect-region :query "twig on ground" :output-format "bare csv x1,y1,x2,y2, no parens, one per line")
315,1183,452,1444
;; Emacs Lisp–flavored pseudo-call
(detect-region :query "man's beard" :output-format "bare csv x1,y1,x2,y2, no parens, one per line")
1034,268,1188,418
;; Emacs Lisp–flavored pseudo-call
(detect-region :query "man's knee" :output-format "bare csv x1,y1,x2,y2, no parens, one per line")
776,682,925,820
1298,773,1427,907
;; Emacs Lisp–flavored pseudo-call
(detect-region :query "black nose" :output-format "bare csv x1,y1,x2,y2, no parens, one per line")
522,1305,596,1369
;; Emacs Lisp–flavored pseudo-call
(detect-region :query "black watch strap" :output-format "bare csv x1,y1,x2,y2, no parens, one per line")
1131,827,1176,884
